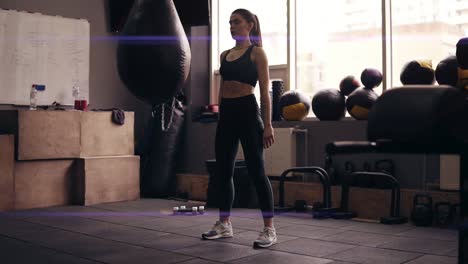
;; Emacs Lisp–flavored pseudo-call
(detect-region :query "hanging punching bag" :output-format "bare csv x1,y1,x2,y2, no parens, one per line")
139,98,186,198
117,0,191,197
117,0,191,105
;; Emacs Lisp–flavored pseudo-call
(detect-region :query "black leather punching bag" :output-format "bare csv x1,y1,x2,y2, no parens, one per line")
117,0,191,105
139,98,186,198
117,0,191,198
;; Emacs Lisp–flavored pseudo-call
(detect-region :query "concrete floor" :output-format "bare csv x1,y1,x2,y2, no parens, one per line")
0,199,459,264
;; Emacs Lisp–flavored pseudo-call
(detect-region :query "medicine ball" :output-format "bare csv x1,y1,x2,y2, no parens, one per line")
456,38,468,90
361,68,383,89
456,37,468,69
279,90,311,121
339,75,361,96
400,60,435,85
346,87,378,120
435,56,458,87
312,89,346,121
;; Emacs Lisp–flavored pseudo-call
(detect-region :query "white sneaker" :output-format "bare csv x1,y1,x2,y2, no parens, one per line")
253,227,277,248
202,221,233,240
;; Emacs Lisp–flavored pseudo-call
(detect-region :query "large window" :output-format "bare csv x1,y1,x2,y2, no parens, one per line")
296,0,383,97
211,0,468,115
210,0,287,103
215,0,287,69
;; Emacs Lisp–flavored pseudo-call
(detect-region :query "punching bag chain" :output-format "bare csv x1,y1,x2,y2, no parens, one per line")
151,97,175,132
153,97,175,132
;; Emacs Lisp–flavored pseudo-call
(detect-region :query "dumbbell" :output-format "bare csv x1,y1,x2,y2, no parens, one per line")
173,205,205,215
294,200,324,212
294,200,338,219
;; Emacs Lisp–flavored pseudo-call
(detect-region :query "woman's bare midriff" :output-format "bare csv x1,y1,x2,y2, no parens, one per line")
221,80,255,98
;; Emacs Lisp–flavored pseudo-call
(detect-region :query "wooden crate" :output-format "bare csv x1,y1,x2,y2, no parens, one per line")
0,135,14,211
0,110,134,160
14,159,74,210
74,156,140,206
18,110,81,160
80,111,134,157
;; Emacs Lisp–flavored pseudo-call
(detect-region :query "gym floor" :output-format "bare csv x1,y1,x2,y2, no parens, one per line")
0,199,458,264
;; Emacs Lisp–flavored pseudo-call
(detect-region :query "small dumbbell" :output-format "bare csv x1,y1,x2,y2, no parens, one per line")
173,205,191,215
198,206,205,214
294,200,308,212
294,200,322,212
191,206,206,214
173,205,205,215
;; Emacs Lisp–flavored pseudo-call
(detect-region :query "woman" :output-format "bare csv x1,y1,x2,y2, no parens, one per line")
202,8,276,248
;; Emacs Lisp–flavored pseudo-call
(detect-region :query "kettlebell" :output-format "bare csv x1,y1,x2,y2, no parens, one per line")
294,200,319,212
434,202,453,226
452,203,461,225
294,200,308,212
411,194,433,226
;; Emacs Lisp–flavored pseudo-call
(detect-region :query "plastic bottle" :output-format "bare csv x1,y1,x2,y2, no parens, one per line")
72,85,83,110
72,85,80,106
30,85,37,110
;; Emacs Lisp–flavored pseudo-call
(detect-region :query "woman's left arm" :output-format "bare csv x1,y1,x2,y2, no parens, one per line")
254,47,274,148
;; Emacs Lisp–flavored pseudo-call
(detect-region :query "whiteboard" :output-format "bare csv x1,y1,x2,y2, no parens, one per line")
0,9,90,106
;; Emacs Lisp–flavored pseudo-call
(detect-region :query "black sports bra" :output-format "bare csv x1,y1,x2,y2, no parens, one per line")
219,45,258,87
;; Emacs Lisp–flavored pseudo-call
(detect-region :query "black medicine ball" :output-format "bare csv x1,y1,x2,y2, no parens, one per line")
456,37,468,69
361,68,383,89
400,60,435,85
339,75,361,96
346,87,379,120
312,89,346,121
435,56,458,87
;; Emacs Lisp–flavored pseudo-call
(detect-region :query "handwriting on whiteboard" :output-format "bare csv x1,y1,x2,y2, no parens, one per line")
0,9,90,106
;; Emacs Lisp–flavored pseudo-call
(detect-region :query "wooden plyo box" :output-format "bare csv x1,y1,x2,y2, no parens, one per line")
0,135,14,211
80,111,134,157
74,156,140,206
0,110,134,160
14,159,75,210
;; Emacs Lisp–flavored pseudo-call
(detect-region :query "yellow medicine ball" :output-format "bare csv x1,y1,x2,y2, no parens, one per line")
279,90,311,121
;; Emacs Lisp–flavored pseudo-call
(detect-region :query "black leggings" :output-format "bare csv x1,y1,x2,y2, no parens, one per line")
215,94,274,219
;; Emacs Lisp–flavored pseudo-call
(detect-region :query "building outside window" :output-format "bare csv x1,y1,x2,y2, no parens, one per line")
295,0,382,99
211,0,468,117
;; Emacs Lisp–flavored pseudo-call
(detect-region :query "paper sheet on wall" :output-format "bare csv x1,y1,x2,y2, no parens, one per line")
0,9,89,106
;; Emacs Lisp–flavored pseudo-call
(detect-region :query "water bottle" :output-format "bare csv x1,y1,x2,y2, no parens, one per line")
72,85,80,103
29,85,37,110
72,85,87,110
